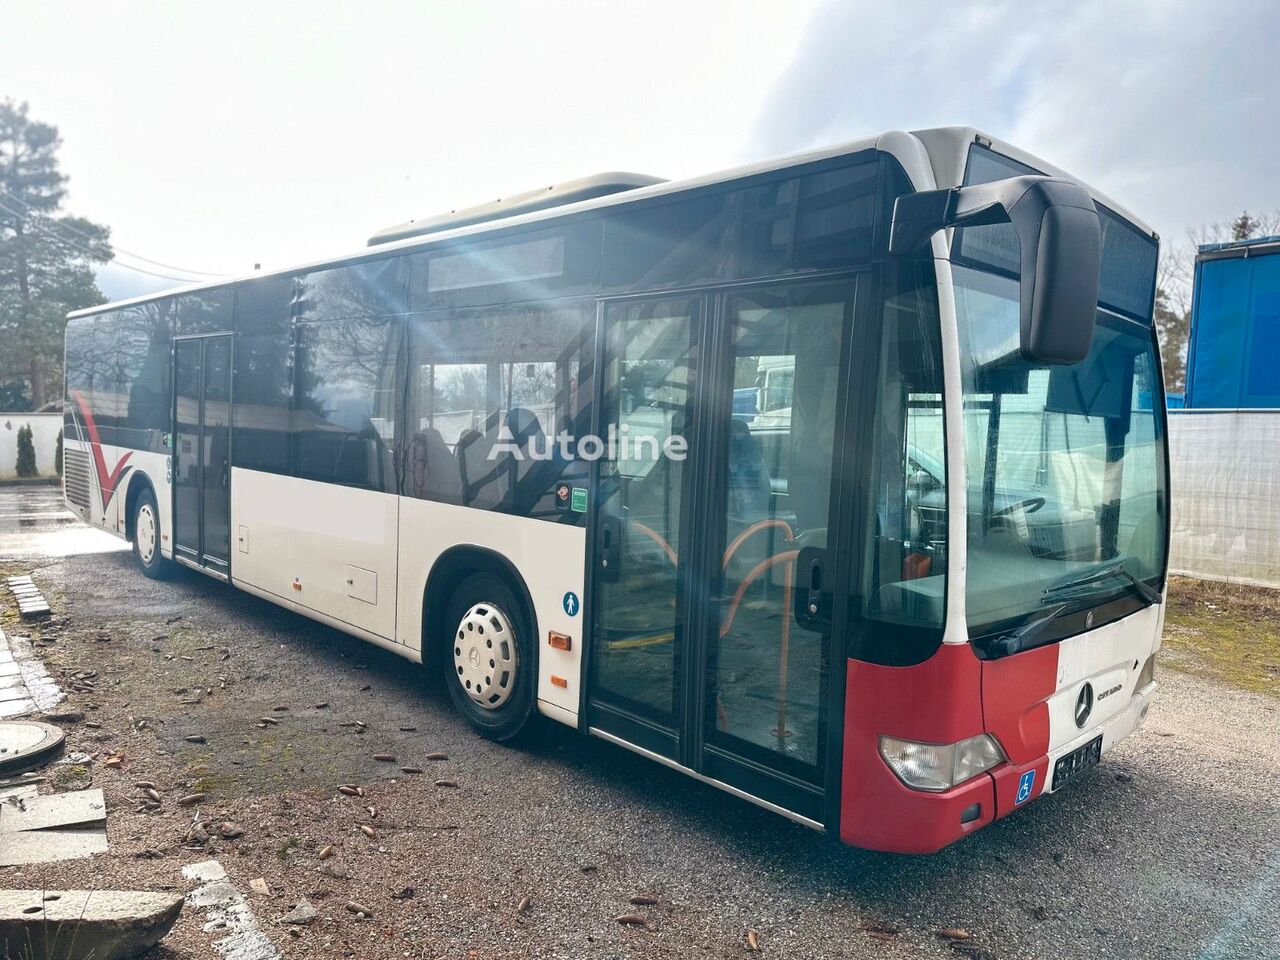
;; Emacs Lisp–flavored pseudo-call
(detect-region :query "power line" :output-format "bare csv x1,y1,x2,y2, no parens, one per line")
0,188,229,278
0,197,207,283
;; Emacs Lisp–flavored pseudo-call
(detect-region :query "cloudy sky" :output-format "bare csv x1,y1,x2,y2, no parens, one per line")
2,0,1275,301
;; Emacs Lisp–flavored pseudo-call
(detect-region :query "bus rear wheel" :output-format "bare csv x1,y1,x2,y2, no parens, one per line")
132,486,174,580
443,572,536,742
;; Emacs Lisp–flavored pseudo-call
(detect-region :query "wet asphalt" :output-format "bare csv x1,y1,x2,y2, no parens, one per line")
1,483,1277,960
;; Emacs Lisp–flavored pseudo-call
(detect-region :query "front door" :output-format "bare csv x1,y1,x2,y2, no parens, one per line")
587,280,858,821
173,335,232,575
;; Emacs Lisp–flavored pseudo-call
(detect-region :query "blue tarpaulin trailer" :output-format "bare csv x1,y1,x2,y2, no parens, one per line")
1184,236,1280,409
1169,235,1280,587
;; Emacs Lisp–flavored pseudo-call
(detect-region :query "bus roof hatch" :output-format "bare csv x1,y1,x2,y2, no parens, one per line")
367,171,666,246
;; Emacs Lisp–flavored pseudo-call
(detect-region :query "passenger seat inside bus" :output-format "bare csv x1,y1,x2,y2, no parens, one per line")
408,428,461,500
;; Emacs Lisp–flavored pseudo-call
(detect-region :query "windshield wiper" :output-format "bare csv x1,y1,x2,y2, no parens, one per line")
978,603,1072,658
1045,562,1162,606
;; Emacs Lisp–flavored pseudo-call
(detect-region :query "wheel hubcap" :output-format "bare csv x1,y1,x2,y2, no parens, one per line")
137,504,156,563
453,602,518,710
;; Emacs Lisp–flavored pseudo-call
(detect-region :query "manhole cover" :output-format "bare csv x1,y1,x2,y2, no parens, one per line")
0,721,65,776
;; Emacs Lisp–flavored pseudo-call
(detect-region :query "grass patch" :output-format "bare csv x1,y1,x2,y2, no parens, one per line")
1162,576,1280,696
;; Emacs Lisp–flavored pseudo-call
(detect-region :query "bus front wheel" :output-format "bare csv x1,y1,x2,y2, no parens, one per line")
443,572,537,742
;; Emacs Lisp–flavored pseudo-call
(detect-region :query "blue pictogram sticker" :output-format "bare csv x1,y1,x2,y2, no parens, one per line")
1015,769,1036,805
562,591,580,617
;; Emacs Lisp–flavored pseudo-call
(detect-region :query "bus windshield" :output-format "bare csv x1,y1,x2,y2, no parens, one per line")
954,264,1167,639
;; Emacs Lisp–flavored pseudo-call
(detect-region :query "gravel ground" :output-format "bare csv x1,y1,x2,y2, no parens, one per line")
1,487,1278,960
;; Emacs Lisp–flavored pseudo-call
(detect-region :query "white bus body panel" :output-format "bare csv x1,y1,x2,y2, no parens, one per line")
395,497,586,726
1043,603,1161,787
230,468,400,642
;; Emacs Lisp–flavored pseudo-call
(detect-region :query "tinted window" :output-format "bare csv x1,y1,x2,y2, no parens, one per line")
955,145,1157,322
602,192,735,290
64,313,111,440
293,316,399,491
176,289,235,335
602,155,880,292
737,155,879,275
296,259,408,323
407,221,601,311
116,300,175,451
406,301,592,520
233,277,294,474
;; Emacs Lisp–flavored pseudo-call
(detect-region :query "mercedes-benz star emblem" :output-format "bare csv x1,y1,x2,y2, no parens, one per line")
1075,682,1094,728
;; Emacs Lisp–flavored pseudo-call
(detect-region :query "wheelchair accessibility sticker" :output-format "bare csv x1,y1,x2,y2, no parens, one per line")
562,591,580,616
1015,769,1036,805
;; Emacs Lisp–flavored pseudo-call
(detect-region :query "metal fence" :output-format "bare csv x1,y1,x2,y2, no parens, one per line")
1168,409,1280,588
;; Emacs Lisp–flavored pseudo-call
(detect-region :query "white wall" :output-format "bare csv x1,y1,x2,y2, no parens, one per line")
1168,410,1280,588
0,412,63,480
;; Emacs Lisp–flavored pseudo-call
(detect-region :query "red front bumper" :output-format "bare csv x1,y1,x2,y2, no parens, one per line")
838,644,1055,854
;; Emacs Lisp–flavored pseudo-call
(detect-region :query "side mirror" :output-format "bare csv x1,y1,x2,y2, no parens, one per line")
890,175,1103,365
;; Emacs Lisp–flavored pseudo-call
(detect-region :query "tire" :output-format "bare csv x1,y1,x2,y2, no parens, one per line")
443,572,537,742
132,487,173,580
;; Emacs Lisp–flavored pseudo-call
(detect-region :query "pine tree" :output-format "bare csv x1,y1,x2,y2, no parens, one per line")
15,423,37,477
1231,211,1260,242
0,100,113,408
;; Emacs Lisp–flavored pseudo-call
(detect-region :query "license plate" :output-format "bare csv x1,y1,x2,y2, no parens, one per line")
1051,734,1103,791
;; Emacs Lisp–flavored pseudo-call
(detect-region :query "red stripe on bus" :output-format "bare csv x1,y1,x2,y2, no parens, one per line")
72,389,133,511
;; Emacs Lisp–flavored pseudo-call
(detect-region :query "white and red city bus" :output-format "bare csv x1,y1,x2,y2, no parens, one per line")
62,127,1168,853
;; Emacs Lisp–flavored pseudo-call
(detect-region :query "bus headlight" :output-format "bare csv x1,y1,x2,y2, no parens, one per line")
878,734,1006,792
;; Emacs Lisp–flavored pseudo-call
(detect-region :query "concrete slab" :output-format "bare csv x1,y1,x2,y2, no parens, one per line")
0,699,35,719
0,788,106,832
183,860,281,960
0,783,38,802
0,686,31,703
0,889,182,960
0,826,109,865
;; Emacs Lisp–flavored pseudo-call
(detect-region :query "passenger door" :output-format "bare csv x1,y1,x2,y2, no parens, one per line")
173,335,233,576
587,280,859,822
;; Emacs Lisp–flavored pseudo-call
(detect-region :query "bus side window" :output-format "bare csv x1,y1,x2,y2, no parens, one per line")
233,276,294,476
292,316,399,493
406,302,593,521
863,267,947,634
